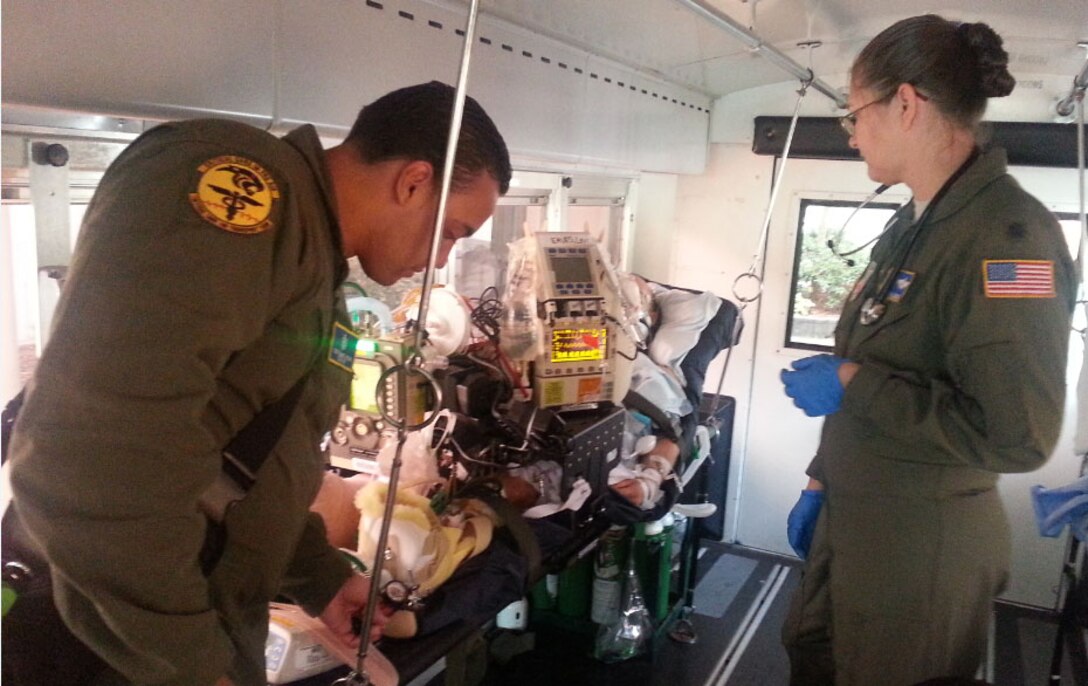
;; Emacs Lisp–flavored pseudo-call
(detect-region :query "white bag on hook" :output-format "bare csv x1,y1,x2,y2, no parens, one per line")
499,236,544,361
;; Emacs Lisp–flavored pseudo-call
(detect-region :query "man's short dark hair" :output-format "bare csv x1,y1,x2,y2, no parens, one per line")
346,81,512,194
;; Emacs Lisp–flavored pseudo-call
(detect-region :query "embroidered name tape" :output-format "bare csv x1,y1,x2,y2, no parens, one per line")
982,260,1055,298
189,156,280,234
848,262,876,302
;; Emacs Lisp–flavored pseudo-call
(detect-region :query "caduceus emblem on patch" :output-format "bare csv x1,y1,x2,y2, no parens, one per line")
189,156,280,234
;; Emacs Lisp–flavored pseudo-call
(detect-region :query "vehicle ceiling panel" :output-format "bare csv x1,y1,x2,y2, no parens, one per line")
475,0,1088,100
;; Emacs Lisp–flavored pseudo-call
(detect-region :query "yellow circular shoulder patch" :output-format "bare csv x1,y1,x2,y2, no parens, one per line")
188,155,281,234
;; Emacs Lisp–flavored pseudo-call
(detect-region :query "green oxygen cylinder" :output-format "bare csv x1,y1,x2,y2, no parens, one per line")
556,552,592,619
632,514,673,622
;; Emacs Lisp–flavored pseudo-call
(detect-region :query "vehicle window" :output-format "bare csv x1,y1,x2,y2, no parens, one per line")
567,198,625,268
450,196,549,302
1055,212,1082,259
3,203,89,384
786,199,899,350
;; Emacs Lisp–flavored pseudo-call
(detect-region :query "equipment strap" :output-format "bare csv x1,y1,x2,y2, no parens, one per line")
221,374,309,490
200,373,310,523
473,489,543,588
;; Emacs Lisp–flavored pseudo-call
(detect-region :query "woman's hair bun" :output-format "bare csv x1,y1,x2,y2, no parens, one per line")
959,22,1016,98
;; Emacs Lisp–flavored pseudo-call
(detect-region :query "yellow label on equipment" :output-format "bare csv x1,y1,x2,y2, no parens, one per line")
543,380,567,407
189,156,280,234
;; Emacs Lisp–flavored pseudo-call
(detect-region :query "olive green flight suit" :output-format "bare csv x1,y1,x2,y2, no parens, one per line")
10,121,355,686
782,148,1076,685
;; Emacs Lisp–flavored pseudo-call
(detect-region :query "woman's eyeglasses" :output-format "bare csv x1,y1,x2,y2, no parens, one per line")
840,89,928,136
839,97,886,137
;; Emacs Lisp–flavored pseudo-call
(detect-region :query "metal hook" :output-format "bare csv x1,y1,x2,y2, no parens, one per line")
332,672,371,686
795,40,821,94
795,66,814,95
797,70,813,94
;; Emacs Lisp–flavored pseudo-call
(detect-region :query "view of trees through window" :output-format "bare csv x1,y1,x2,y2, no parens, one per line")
788,202,1084,350
787,199,899,349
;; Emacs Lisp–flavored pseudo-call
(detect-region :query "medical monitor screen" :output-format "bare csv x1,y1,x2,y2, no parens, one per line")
550,327,607,363
551,256,593,284
350,359,383,414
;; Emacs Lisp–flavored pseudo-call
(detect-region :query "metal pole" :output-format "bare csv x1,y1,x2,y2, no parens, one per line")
413,0,482,357
704,80,809,424
671,0,847,109
340,4,482,684
347,434,407,684
1077,93,1086,277
28,141,72,353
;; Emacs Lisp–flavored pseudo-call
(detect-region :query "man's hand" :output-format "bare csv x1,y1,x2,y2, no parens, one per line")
320,573,388,646
612,478,646,507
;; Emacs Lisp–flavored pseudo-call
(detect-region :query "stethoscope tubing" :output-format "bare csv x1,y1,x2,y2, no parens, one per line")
857,148,981,325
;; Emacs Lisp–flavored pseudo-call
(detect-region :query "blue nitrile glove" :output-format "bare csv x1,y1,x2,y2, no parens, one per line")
1031,476,1088,543
787,489,825,559
780,354,846,417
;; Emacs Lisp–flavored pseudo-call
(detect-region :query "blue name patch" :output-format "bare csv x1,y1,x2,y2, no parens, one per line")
328,322,359,372
886,270,915,303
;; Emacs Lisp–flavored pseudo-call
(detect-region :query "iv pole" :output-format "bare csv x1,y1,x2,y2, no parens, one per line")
336,1,482,683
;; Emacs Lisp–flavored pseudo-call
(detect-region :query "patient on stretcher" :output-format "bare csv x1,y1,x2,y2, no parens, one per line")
608,273,725,511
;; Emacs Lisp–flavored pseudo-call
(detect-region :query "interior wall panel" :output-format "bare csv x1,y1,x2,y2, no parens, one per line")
1,0,710,174
0,0,278,127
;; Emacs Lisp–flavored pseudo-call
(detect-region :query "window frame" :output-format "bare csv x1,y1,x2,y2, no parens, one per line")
784,196,903,352
785,203,1084,353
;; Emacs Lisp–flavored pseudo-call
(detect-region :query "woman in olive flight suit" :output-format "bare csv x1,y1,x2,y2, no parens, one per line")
779,15,1077,686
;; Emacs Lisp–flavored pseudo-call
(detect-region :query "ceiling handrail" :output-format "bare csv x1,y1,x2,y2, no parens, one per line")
672,0,847,109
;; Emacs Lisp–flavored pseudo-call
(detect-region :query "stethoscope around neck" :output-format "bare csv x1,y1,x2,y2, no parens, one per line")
846,148,981,326
856,203,913,325
826,184,894,268
825,184,912,325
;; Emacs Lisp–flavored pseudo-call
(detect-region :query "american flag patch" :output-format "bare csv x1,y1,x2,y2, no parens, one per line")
982,260,1055,298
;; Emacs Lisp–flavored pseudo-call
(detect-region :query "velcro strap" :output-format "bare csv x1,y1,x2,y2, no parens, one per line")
473,491,543,588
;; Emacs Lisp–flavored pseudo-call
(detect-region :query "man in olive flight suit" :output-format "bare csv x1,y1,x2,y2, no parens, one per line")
8,82,510,686
781,145,1075,684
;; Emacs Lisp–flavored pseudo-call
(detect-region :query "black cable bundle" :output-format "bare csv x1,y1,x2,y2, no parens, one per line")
470,286,504,344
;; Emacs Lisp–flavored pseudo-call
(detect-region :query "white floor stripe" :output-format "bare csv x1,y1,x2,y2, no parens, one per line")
716,564,791,685
700,563,787,686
